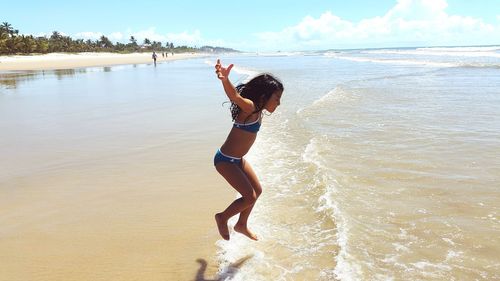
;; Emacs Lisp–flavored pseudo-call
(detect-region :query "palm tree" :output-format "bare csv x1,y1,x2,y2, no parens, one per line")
0,22,199,54
151,41,162,50
22,35,37,53
126,36,137,51
0,25,8,41
99,35,113,49
1,22,14,36
50,31,62,40
49,31,64,52
36,37,49,53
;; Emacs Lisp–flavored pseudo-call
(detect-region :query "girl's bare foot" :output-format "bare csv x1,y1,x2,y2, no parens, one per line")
234,223,258,241
215,213,230,240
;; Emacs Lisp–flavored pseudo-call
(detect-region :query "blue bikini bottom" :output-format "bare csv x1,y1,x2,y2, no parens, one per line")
213,149,242,166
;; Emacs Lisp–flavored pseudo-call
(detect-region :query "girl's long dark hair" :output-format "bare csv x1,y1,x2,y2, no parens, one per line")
230,73,283,122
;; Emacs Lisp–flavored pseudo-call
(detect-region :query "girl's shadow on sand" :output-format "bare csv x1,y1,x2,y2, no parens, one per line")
194,255,252,281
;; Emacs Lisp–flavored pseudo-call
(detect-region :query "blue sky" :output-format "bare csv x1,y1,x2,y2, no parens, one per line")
2,0,499,51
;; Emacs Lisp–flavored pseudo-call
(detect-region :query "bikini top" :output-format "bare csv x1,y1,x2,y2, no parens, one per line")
233,115,261,133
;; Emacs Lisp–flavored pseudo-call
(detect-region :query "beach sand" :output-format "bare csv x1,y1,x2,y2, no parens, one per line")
0,154,232,281
0,52,202,71
0,58,235,281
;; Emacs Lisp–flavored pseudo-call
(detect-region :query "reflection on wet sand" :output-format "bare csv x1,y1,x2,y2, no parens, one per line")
0,68,90,89
0,71,39,89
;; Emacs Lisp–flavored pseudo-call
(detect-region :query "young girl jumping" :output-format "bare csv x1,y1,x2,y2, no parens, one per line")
213,59,283,241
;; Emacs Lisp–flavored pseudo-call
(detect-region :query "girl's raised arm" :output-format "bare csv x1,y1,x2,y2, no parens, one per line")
215,59,255,113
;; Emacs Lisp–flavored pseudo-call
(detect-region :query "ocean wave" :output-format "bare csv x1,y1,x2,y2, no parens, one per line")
232,66,261,82
296,85,354,116
204,59,261,83
325,54,458,67
256,51,305,57
325,53,500,68
362,48,500,59
303,136,361,281
417,46,500,52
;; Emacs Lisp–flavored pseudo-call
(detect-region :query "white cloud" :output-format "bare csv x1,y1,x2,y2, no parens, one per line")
131,27,165,43
164,30,202,46
387,0,448,20
72,28,210,47
34,31,69,38
253,0,500,51
74,31,103,40
108,32,123,41
131,28,211,46
34,32,49,37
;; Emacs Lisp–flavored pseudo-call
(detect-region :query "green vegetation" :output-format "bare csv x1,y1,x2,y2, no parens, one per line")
0,22,238,55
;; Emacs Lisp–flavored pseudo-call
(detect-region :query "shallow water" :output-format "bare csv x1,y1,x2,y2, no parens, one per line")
216,47,500,280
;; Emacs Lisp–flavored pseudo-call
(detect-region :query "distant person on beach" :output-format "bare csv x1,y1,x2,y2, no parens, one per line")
152,51,157,66
213,59,283,241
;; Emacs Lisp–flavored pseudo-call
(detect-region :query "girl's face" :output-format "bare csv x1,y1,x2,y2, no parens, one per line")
264,90,283,113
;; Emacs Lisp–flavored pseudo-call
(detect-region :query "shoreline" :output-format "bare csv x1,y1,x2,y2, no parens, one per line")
0,52,206,71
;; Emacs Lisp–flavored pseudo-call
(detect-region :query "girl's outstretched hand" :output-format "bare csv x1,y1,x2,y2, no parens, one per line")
215,59,233,81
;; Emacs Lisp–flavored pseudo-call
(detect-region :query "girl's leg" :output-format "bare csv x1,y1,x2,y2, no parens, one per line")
234,158,262,240
215,162,257,240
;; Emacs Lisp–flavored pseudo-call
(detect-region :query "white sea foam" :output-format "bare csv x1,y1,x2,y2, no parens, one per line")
327,47,500,68
215,112,347,280
303,136,361,281
411,261,452,271
296,86,349,115
442,237,455,246
446,250,462,261
232,66,261,82
417,46,500,52
256,51,305,57
204,59,260,83
326,54,458,67
363,46,500,58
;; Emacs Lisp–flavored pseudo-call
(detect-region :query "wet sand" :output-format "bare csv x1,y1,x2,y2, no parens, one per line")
0,59,237,281
0,152,231,281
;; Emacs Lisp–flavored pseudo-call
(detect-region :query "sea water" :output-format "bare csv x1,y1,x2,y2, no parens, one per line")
1,47,500,281
215,47,500,281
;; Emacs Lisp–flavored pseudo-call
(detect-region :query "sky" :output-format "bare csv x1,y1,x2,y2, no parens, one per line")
2,0,500,51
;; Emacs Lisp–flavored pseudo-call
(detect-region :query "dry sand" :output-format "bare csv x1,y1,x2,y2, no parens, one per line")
0,52,202,71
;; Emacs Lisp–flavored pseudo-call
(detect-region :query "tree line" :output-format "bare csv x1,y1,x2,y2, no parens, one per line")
0,21,207,55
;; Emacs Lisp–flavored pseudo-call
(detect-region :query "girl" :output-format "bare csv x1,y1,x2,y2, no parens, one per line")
214,59,283,241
